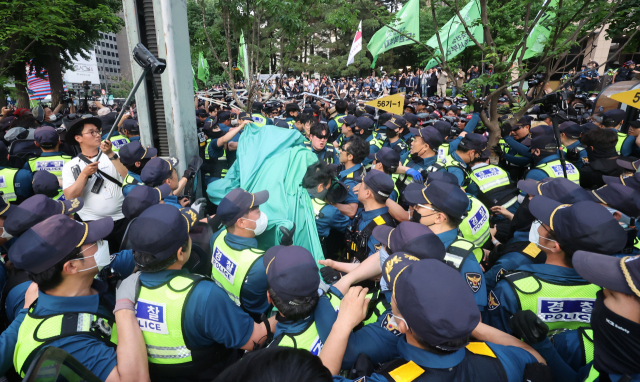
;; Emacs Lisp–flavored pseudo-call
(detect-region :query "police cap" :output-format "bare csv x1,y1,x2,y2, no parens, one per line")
368,147,400,169
122,184,171,220
408,126,443,150
602,109,625,125
517,178,595,204
529,196,627,254
559,122,581,139
403,113,419,126
378,113,393,126
382,252,421,287
34,126,59,145
263,245,320,303
0,196,15,218
425,171,459,186
197,109,208,118
404,181,468,220
129,205,198,267
252,101,264,112
591,183,640,218
362,169,394,199
119,141,157,166
218,111,231,122
215,188,269,227
355,117,374,132
604,172,640,192
383,115,406,130
140,157,179,186
373,221,445,258
615,158,640,173
458,133,487,152
512,116,532,130
530,124,553,139
4,195,84,237
338,115,357,127
431,121,452,138
122,119,140,133
274,120,289,129
31,170,61,197
573,251,640,298
285,103,301,113
530,135,557,151
10,214,113,273
580,122,599,134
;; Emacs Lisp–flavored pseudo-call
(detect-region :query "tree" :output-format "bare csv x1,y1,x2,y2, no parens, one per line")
110,79,134,99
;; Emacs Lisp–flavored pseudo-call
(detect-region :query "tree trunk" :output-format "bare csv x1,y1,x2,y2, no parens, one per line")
13,65,29,108
46,45,64,106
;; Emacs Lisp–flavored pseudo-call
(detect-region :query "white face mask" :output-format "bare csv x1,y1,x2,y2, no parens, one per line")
0,227,13,240
241,211,268,236
48,114,57,121
529,221,558,251
389,314,409,330
77,240,111,272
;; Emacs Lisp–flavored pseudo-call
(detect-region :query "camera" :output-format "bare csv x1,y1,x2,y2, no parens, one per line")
60,90,75,104
133,43,166,74
528,73,546,88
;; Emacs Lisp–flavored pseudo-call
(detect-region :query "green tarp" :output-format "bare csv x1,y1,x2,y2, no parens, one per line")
206,124,325,263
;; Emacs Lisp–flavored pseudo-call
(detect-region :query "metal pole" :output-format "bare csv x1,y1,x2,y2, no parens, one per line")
551,114,568,178
106,67,149,140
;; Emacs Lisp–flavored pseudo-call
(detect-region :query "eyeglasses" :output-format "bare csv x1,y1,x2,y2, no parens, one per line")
82,130,101,137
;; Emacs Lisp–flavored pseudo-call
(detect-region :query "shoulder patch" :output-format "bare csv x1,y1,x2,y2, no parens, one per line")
488,290,500,311
522,242,541,258
347,172,354,179
496,268,506,283
466,342,497,358
374,216,386,225
465,272,482,293
381,313,402,337
388,360,425,382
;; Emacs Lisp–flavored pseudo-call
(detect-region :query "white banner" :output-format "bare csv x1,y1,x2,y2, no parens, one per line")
347,21,363,66
63,50,100,84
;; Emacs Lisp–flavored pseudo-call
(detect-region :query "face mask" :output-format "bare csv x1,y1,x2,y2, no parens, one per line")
389,314,409,330
591,290,640,376
0,227,13,240
48,114,57,121
308,186,329,201
242,211,268,236
77,240,111,272
529,221,558,251
386,129,398,138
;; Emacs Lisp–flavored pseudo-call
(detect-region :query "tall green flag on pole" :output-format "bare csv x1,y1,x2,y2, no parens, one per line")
238,31,248,77
192,66,197,92
516,0,559,60
197,51,210,83
424,0,483,70
367,0,420,69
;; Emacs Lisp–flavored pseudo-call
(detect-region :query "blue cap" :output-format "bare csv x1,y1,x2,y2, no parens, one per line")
529,124,553,139
367,147,400,168
34,126,59,145
616,159,640,173
591,183,640,218
394,260,480,349
218,111,231,122
530,135,557,151
431,121,452,138
214,188,269,227
119,141,157,166
129,204,198,265
355,117,374,132
373,221,445,258
458,133,487,151
513,116,533,129
604,172,640,192
573,251,640,297
382,252,421,287
4,195,83,236
274,120,289,129
603,109,625,124
559,122,581,139
408,126,443,150
32,170,61,197
0,196,15,217
362,169,394,199
141,157,179,186
425,171,459,186
339,115,357,127
383,115,406,130
10,214,113,273
122,119,140,133
403,113,419,126
529,196,627,254
404,181,469,220
580,122,599,133
517,178,595,204
263,245,320,302
122,184,171,220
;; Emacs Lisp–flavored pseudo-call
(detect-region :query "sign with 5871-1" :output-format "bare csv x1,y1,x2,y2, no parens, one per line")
364,93,405,115
610,89,640,110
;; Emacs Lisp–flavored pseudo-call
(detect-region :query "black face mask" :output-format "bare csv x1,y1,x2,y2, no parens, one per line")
386,129,398,138
410,210,423,223
592,290,640,376
410,152,422,163
510,197,535,233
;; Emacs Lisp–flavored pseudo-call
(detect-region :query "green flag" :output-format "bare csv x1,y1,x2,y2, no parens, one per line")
238,31,248,77
367,0,420,68
516,0,558,60
424,0,483,70
197,51,210,83
192,66,197,92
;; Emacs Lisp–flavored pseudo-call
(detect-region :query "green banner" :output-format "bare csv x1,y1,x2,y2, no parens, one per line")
197,51,210,83
367,0,420,68
516,0,558,60
192,66,197,92
238,31,249,77
424,0,483,70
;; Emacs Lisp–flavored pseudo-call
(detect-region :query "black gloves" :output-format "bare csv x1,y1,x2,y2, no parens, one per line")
185,155,203,179
320,266,345,285
279,224,296,246
499,121,512,138
492,145,504,159
473,99,483,113
509,310,549,345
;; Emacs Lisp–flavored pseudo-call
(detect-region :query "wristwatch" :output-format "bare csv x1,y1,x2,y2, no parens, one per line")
109,153,119,161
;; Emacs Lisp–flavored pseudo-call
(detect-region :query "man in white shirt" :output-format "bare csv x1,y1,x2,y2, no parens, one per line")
62,116,130,253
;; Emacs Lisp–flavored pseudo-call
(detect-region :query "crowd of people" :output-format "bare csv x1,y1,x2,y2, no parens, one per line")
0,61,638,382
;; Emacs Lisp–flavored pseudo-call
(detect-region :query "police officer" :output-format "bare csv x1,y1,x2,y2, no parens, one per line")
104,125,131,154
579,128,633,189
10,214,149,381
280,103,300,129
250,102,270,127
379,115,410,163
265,245,339,355
345,170,397,263
29,127,72,180
303,123,339,164
0,141,32,203
121,118,142,143
203,116,245,185
467,148,519,212
31,170,65,200
437,133,487,188
559,121,588,168
602,109,635,156
336,136,368,219
583,62,600,93
393,126,443,201
335,115,358,148
404,181,487,311
613,60,639,83
484,196,627,334
119,141,157,196
216,111,240,167
207,188,272,318
328,99,348,140
129,204,272,381
497,117,534,180
526,135,580,183
141,157,190,209
368,148,401,202
322,259,540,381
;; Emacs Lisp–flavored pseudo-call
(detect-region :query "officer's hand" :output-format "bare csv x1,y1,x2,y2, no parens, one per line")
491,145,504,159
23,282,39,309
100,140,114,155
473,99,483,113
114,272,142,313
499,122,512,138
509,310,549,344
191,198,207,216
406,168,423,183
337,286,370,330
279,224,296,246
320,266,345,285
